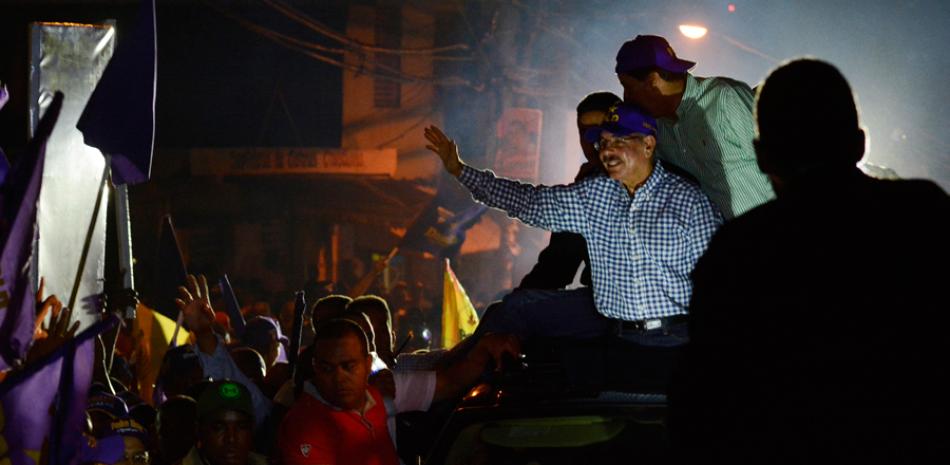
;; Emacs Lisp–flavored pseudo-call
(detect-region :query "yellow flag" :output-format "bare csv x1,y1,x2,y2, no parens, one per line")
442,258,480,348
133,304,191,404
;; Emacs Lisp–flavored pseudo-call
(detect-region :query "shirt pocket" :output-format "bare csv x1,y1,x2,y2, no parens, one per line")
644,209,689,270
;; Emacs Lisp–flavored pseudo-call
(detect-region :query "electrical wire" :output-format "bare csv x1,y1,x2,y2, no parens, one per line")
262,0,471,56
374,107,439,149
207,1,475,87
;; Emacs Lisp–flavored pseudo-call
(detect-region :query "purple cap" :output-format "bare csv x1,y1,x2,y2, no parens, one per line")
583,103,658,143
86,393,129,420
79,434,126,465
615,35,695,75
110,417,149,442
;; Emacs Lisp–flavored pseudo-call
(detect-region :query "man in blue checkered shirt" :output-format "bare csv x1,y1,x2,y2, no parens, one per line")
424,103,722,348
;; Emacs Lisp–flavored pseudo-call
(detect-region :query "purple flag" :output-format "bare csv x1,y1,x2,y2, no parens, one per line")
0,92,63,371
0,151,8,188
76,0,156,186
1,84,8,187
1,316,117,465
400,200,488,258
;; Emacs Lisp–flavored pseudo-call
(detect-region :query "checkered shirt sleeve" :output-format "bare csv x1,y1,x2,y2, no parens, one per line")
458,165,593,235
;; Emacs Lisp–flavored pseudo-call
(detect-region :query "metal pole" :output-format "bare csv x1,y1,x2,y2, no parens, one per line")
113,182,136,321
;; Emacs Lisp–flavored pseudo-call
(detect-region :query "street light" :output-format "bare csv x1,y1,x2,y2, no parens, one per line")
678,24,708,39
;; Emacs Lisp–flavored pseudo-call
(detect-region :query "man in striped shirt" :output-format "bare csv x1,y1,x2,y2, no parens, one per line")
423,103,721,350
615,35,774,219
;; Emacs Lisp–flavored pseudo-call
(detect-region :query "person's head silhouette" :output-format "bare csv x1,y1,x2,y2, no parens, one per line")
754,59,866,192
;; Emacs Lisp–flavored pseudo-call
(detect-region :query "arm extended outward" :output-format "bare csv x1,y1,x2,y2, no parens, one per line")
424,125,594,235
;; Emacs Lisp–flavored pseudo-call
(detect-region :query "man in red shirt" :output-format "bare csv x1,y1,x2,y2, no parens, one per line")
279,319,396,465
278,319,518,464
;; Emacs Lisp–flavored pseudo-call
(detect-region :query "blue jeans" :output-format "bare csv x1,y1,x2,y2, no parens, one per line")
477,288,688,347
468,287,687,392
476,288,610,339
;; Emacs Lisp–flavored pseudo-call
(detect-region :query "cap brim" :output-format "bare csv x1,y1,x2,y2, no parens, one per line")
583,127,604,143
585,123,642,143
666,58,695,73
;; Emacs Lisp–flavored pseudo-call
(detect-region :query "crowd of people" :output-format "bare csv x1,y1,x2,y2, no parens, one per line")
2,33,948,465
11,274,520,465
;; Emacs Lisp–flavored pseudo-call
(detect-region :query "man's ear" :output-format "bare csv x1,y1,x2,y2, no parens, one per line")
643,135,657,157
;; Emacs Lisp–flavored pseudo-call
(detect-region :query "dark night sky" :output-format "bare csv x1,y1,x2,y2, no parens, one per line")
0,0,346,155
1,0,947,188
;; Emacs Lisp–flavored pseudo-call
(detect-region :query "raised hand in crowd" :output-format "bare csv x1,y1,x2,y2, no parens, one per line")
175,274,217,354
27,277,79,364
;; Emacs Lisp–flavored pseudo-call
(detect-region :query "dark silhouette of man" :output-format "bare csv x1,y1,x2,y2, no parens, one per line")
671,58,950,463
153,395,197,465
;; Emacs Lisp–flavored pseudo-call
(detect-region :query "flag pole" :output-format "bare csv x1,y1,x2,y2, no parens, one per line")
113,175,136,321
66,163,109,313
346,246,399,298
219,274,246,338
288,290,306,381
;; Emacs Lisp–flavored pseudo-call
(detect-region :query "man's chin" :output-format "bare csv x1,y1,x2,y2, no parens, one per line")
218,451,247,465
332,392,364,410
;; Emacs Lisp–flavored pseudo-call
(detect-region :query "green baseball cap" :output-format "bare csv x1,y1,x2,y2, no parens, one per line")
195,380,255,422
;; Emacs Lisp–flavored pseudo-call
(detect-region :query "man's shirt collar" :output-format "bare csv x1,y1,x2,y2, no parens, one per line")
304,381,375,416
675,73,700,121
617,161,667,202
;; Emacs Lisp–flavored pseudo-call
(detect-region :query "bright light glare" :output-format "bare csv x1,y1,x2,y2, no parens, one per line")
678,24,708,39
94,27,115,55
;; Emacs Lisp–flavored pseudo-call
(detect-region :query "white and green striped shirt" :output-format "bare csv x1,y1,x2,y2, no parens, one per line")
655,74,775,219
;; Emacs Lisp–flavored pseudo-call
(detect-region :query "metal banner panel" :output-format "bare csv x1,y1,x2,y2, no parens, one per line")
30,22,115,330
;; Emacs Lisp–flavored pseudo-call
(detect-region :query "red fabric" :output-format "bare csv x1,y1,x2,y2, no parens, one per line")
214,311,231,329
278,386,399,465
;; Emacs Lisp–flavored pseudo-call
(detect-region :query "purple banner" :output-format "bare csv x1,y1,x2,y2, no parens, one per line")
1,316,116,465
0,151,8,188
76,0,156,185
0,92,63,371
